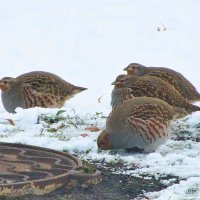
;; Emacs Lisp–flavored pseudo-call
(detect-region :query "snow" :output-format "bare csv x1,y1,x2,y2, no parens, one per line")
0,0,200,199
149,177,200,200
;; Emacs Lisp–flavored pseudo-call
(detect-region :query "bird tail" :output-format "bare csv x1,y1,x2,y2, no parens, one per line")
186,104,200,113
173,107,189,119
72,86,87,94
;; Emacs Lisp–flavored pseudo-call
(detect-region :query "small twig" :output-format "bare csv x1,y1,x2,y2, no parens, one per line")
98,94,105,103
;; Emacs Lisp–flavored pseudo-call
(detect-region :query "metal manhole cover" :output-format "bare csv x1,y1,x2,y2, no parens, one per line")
0,142,101,197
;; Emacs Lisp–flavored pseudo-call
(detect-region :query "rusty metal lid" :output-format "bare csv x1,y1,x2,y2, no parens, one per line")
0,142,101,197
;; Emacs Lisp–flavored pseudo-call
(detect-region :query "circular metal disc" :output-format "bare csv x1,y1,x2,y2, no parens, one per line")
0,142,101,197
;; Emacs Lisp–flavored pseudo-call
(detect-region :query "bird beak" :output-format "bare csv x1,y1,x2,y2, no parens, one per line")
123,66,129,71
111,80,122,87
111,80,117,85
123,66,135,75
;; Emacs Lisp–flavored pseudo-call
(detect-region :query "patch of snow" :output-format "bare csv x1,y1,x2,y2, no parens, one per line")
148,177,200,200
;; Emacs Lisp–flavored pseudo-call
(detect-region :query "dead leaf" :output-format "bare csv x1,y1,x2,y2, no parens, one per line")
80,133,88,137
84,126,100,132
6,119,15,126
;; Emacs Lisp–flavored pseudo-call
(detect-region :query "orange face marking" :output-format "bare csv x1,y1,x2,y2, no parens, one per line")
127,69,135,75
0,84,8,91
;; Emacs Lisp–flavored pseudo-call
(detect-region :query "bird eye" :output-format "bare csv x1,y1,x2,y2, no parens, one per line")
4,81,7,84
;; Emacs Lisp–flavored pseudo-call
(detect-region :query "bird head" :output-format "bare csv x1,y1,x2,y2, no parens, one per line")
0,77,17,92
97,130,112,150
111,74,130,88
123,63,146,76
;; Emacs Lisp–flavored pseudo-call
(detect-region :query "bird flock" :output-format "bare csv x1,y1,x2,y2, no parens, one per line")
0,64,200,153
97,63,200,152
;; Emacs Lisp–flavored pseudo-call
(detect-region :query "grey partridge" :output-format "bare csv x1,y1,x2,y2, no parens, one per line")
111,74,200,115
123,63,200,103
97,97,188,152
0,71,87,113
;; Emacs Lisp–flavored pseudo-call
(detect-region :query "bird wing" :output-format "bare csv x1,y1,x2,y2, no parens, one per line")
128,103,173,120
22,84,62,108
127,79,182,108
126,104,171,144
148,70,178,86
148,70,188,96
127,78,166,98
22,75,62,96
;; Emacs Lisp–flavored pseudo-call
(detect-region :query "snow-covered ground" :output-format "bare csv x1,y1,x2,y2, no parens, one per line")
0,1,200,199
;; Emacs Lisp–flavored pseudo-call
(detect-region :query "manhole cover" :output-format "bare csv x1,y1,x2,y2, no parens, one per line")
0,142,101,197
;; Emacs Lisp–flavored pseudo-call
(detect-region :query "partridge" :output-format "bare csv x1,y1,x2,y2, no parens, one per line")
111,74,200,115
123,63,200,103
97,97,188,152
0,71,87,113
